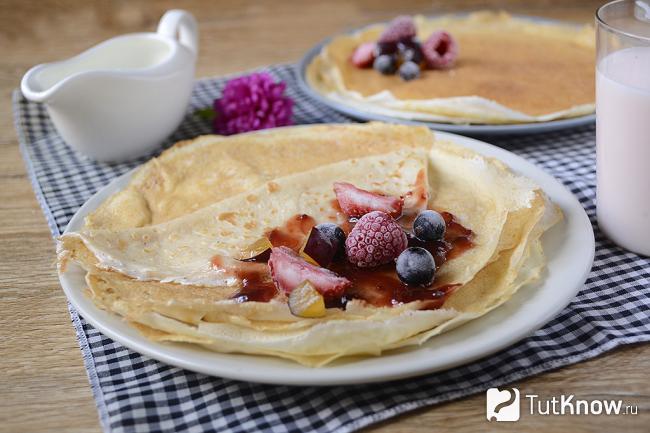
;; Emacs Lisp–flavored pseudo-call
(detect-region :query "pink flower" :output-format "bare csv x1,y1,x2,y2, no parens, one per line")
212,72,293,135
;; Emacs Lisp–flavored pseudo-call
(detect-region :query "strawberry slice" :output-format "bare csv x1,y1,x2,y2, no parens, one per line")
351,42,376,68
333,182,403,218
268,247,350,299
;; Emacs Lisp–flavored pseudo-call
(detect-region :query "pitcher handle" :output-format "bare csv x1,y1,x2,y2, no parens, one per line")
157,9,198,55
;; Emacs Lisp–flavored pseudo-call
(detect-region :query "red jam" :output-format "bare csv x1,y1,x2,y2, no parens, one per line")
330,261,461,309
211,256,278,302
212,207,474,310
266,214,315,250
234,279,277,302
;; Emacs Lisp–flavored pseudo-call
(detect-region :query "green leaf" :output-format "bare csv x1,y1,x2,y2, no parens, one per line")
194,107,216,122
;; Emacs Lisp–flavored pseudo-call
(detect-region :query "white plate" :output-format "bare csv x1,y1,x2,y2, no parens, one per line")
59,131,594,386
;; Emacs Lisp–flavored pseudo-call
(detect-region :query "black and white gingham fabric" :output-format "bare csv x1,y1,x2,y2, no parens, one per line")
13,64,650,433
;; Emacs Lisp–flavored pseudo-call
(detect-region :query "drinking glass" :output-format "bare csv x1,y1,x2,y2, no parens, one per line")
596,0,650,256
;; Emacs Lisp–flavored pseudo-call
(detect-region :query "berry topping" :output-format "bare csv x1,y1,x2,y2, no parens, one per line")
268,247,350,298
398,40,424,64
288,281,326,318
399,61,421,81
300,223,346,267
345,211,408,268
373,54,398,75
378,15,417,44
333,182,403,218
315,223,346,256
375,41,398,56
351,42,376,68
396,247,436,287
422,30,458,69
413,210,446,242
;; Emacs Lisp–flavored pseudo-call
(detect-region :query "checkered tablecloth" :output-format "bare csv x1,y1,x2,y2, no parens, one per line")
13,64,650,433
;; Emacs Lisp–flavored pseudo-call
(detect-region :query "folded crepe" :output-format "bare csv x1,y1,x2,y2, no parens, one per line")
84,122,435,229
58,123,560,366
307,12,595,124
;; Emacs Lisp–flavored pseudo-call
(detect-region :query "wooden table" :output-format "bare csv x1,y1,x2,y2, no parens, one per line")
1,1,648,432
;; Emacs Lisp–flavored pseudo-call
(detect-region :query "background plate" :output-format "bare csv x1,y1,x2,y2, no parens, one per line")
59,130,594,385
295,16,596,136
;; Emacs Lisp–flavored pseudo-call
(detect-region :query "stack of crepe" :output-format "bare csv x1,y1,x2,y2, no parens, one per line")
58,123,560,366
307,12,595,124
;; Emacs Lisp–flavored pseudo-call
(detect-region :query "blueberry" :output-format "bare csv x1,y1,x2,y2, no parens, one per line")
396,247,436,287
375,41,398,56
315,223,346,256
413,210,446,241
373,54,398,75
398,61,421,81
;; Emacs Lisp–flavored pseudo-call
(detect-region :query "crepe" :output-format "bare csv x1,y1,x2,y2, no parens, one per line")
58,123,560,366
85,123,435,230
307,12,595,124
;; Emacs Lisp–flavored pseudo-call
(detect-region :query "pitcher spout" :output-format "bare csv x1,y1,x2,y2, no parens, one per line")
21,62,65,103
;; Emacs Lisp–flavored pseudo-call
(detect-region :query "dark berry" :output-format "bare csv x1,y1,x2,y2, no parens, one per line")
397,39,419,50
396,247,436,287
373,54,398,75
398,41,424,64
413,210,446,242
301,223,346,267
398,61,421,81
375,41,398,56
315,223,346,256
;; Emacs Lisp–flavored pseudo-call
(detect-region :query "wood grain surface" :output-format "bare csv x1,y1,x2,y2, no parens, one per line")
0,1,648,432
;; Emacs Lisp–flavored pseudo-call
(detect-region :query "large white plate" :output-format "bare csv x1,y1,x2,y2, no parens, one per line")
295,15,596,136
59,130,594,386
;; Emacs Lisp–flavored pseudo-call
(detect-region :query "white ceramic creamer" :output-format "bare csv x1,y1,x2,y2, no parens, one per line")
21,10,198,162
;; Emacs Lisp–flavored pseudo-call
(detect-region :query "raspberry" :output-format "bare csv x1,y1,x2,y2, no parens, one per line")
378,16,417,44
345,211,408,268
351,42,376,68
422,30,458,69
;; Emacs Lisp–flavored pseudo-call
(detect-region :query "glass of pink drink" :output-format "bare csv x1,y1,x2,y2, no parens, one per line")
596,0,650,256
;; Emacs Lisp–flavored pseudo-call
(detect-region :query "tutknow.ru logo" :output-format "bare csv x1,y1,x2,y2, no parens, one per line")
487,387,638,422
487,388,520,421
